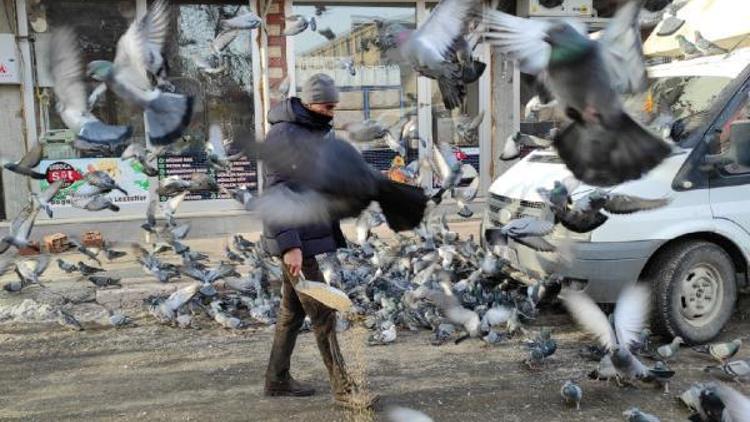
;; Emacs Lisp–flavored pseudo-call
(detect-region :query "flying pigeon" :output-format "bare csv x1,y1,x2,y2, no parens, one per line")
86,0,193,145
31,179,64,218
483,0,671,186
2,143,46,180
48,27,133,153
0,201,41,254
484,217,556,252
318,27,336,41
221,10,263,30
121,143,158,177
398,0,485,110
284,14,315,36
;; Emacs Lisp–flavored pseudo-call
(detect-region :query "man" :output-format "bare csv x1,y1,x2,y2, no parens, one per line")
262,74,373,409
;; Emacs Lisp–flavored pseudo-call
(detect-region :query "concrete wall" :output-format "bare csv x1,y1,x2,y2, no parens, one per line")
0,0,30,219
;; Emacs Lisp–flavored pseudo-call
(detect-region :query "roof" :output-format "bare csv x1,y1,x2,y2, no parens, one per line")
647,48,750,78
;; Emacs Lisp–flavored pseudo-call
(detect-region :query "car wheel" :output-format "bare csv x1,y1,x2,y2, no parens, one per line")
648,240,737,344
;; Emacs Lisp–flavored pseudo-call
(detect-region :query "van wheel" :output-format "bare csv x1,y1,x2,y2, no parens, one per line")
648,240,737,344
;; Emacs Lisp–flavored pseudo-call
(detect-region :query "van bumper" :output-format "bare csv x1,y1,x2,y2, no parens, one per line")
481,217,663,303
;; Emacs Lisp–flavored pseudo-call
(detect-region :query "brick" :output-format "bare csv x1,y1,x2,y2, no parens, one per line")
269,57,284,68
82,231,104,249
43,233,69,254
267,2,280,14
268,46,282,59
269,67,284,79
266,24,281,36
18,241,40,256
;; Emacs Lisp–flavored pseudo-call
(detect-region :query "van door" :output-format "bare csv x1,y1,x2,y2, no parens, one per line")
708,86,750,233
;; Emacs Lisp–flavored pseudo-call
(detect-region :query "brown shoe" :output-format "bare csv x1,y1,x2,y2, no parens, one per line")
334,392,380,410
264,378,315,397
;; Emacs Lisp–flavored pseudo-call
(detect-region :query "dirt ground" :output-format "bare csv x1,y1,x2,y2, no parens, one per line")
1,297,749,422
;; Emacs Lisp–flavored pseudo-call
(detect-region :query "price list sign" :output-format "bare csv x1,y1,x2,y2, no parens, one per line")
157,154,258,202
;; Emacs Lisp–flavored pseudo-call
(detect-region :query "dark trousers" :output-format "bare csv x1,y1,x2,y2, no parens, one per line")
265,257,352,396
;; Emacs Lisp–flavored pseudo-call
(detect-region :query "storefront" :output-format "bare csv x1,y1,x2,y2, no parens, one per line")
0,0,504,228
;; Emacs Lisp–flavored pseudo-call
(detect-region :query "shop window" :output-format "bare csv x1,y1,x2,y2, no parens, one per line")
292,2,418,173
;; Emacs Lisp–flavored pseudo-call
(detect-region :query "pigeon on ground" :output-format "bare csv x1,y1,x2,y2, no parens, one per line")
676,34,702,59
561,380,583,410
67,238,101,264
655,336,684,361
57,258,78,273
484,217,556,252
704,359,750,383
77,261,105,276
86,0,193,145
368,321,397,346
146,283,201,323
134,245,180,284
483,0,671,186
0,201,41,254
88,275,121,288
109,310,133,328
694,31,728,56
710,383,750,422
2,143,46,179
101,241,127,261
693,338,742,363
31,180,64,218
242,134,428,232
397,0,485,110
58,309,84,331
48,27,132,152
284,14,315,36
623,407,660,422
427,288,480,340
561,285,674,391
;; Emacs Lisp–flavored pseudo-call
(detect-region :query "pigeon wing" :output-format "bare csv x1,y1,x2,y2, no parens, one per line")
599,0,648,94
560,289,616,351
412,0,481,62
49,27,88,115
714,384,750,421
603,194,671,214
482,10,552,75
613,283,651,349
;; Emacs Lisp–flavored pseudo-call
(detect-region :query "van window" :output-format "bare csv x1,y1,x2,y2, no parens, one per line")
717,95,750,175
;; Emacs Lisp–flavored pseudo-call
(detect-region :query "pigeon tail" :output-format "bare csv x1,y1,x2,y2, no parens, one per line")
376,180,428,232
554,112,671,186
147,93,195,145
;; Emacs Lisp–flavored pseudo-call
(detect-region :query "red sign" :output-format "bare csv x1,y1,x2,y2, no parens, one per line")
0,64,6,73
46,162,83,188
453,148,468,161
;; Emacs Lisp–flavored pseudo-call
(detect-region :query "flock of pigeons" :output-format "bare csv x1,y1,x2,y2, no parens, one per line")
0,0,748,419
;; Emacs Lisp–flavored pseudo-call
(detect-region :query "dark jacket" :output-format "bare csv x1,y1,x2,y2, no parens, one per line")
261,98,347,258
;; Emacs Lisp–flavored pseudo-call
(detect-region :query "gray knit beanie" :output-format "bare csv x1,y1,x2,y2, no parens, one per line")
300,73,339,104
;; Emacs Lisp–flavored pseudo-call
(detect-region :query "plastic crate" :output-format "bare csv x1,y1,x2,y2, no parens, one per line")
41,129,78,159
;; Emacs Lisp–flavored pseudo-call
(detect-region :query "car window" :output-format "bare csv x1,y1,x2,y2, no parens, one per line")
718,95,750,175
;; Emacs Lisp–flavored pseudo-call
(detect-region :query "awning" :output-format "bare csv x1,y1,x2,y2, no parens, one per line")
644,0,750,58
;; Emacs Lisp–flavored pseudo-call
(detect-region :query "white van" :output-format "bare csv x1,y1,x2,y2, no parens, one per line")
484,50,750,343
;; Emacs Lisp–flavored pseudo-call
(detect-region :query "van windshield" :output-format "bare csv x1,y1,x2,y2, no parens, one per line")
623,75,734,145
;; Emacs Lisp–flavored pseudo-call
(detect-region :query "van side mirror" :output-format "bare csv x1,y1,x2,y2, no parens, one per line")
702,120,750,170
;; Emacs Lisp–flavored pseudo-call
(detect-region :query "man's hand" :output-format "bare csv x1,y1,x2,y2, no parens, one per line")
283,248,303,277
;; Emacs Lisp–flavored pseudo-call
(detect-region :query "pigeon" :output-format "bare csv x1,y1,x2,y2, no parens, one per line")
102,241,127,261
430,142,463,191
161,191,187,226
48,27,132,152
561,285,674,391
0,201,41,254
67,238,101,264
77,261,105,276
623,407,660,422
355,208,386,244
121,143,158,177
146,283,201,323
220,10,263,30
242,134,428,232
710,383,750,422
88,275,121,288
368,321,397,346
206,124,243,172
109,311,133,328
655,336,684,361
680,383,708,414
193,51,226,74
500,131,553,160
314,5,327,16
85,171,128,195
694,31,728,56
386,406,433,422
86,0,193,145
704,359,750,383
58,309,84,331
15,254,51,287
284,14,315,36
2,143,46,179
270,76,290,101
561,380,583,410
676,34,702,59
344,120,392,144
230,185,254,209
484,217,556,252
655,2,686,37
31,180,64,218
57,258,78,273
427,288,480,340
135,245,180,284
455,111,484,146
71,194,120,212
338,57,356,76
483,0,672,186
397,0,485,110
693,338,742,363
225,246,244,263
318,27,336,41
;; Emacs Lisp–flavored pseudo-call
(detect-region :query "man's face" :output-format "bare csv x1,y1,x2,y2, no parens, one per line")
306,102,338,118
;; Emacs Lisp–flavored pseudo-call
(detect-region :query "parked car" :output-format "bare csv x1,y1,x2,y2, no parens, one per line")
483,49,750,343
